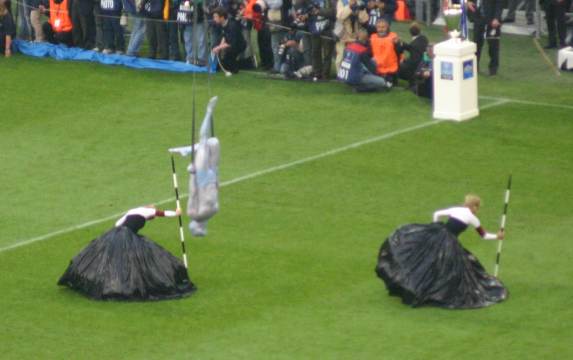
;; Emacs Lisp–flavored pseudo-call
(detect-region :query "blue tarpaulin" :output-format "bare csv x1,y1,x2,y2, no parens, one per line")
14,40,217,73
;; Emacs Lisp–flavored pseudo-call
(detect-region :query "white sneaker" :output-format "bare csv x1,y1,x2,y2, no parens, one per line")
92,47,100,52
102,49,113,55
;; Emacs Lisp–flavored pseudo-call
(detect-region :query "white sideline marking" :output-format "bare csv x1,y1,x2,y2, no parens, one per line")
479,96,573,111
0,121,443,254
0,98,516,254
480,99,511,110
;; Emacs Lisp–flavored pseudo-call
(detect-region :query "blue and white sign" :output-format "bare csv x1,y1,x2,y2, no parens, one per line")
463,59,474,79
441,61,453,80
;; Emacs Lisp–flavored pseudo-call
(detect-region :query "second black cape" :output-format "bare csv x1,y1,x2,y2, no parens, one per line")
375,223,508,309
58,226,196,301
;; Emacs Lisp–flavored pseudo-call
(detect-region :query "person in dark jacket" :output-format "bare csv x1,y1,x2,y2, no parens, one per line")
100,0,125,53
212,6,246,73
71,0,95,49
541,0,568,49
0,0,15,56
467,0,502,75
309,0,336,79
143,0,168,59
397,22,428,86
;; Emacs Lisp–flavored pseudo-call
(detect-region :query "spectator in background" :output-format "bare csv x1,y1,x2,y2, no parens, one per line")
335,0,368,70
541,0,567,48
378,0,395,24
212,6,246,72
264,0,287,73
290,0,313,66
101,0,125,53
41,0,74,46
503,0,534,25
412,43,433,99
177,0,208,65
245,0,274,69
167,0,182,60
71,0,95,49
467,0,502,75
93,0,105,51
309,0,336,79
0,0,15,57
337,28,392,91
370,18,399,84
16,0,32,40
362,0,381,34
397,22,428,86
144,0,168,59
29,0,45,41
124,0,146,56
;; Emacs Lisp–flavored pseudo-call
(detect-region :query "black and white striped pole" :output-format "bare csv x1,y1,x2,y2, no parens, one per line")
494,174,512,277
170,155,189,269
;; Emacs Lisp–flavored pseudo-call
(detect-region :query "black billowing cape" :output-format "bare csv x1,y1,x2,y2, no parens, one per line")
375,223,508,309
58,226,196,301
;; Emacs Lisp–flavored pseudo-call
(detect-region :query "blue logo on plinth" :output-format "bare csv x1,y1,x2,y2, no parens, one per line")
463,60,474,79
441,61,453,80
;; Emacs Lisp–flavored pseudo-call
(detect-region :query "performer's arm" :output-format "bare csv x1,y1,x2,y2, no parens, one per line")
154,209,181,217
432,208,451,222
476,226,499,240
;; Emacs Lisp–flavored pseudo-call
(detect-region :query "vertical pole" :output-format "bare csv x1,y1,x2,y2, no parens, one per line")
171,155,189,269
494,174,512,277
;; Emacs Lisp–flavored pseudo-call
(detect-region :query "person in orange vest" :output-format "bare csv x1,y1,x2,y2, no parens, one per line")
369,18,399,83
40,0,74,46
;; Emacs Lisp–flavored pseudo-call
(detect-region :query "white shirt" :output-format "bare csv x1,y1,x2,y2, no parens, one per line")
115,207,177,227
433,206,497,240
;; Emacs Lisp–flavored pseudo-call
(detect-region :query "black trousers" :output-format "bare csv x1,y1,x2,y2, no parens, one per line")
544,0,567,47
102,16,125,51
220,49,242,73
42,22,74,46
71,0,95,49
257,27,273,70
472,18,500,72
311,33,335,79
146,19,168,59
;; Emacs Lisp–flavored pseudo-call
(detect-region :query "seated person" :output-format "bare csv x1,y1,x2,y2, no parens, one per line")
397,22,428,86
278,30,313,79
212,6,247,74
412,43,434,99
40,0,73,46
0,0,15,57
369,18,399,83
337,28,392,92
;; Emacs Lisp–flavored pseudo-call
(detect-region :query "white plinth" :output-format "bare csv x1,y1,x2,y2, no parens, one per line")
433,38,479,122
558,47,573,70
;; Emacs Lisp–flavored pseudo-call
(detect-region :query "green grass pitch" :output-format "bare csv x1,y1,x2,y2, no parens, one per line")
1,23,573,359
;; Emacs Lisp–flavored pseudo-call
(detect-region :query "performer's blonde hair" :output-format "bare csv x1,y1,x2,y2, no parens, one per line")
464,194,481,208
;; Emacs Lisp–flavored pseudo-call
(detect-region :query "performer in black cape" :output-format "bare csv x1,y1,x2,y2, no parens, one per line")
58,206,196,301
376,194,508,309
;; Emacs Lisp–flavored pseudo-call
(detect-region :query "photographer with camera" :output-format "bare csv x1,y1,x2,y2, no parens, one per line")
290,0,314,66
335,0,368,69
337,28,392,91
308,0,336,79
277,30,313,78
